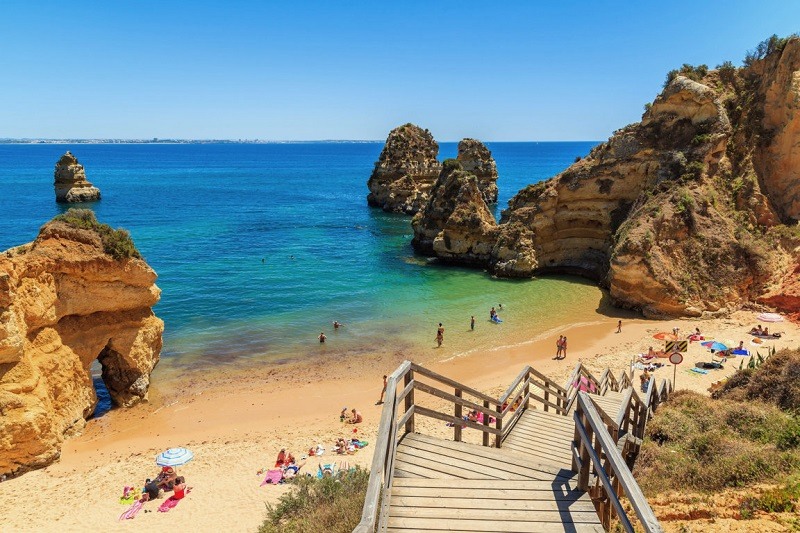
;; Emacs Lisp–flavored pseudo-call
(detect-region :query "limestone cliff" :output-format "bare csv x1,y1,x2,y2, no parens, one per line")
412,36,800,318
456,139,499,204
411,161,498,265
0,210,163,476
367,124,442,214
54,152,101,203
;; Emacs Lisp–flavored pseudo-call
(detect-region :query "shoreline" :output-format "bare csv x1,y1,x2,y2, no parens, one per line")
2,311,798,531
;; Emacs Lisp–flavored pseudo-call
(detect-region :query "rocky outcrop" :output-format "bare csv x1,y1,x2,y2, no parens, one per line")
54,152,101,203
0,211,163,476
367,124,442,214
457,139,499,204
411,162,498,265
411,36,800,318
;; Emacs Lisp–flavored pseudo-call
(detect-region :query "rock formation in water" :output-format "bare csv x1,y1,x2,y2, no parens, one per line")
54,151,101,203
412,35,800,318
411,161,498,264
456,138,499,204
0,210,163,476
367,124,442,214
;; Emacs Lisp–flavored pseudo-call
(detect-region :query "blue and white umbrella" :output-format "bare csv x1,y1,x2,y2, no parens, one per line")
156,447,194,467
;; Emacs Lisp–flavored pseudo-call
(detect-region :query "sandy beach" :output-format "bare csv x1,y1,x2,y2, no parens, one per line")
1,311,798,532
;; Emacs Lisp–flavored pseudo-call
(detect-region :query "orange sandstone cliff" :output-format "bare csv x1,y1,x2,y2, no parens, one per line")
412,36,800,318
0,211,163,476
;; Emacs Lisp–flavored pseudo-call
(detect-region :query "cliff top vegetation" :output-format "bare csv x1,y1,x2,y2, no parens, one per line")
51,208,141,260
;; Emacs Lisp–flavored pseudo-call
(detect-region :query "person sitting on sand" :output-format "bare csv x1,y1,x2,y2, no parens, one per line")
348,409,363,424
275,448,287,467
172,477,192,500
340,407,349,422
142,478,161,501
763,327,769,335
749,325,763,335
155,467,177,490
640,370,651,392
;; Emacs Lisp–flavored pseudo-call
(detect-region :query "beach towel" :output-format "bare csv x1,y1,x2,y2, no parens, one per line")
261,469,283,486
317,463,336,478
574,376,598,393
158,497,180,513
689,367,709,375
119,500,144,520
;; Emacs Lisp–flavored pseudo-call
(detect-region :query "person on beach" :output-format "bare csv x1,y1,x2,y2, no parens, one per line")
348,409,363,424
498,304,503,311
470,316,475,331
319,332,326,343
436,323,444,347
142,479,160,501
555,336,564,359
490,307,496,320
172,477,191,500
340,407,348,422
640,369,651,392
377,375,387,405
561,337,568,359
616,320,622,333
333,321,342,329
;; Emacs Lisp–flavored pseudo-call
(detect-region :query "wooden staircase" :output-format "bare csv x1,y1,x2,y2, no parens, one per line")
355,362,673,533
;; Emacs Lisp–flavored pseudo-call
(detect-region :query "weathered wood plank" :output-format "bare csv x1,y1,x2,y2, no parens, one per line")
394,450,501,480
386,517,604,532
390,495,596,510
391,477,582,491
387,506,603,522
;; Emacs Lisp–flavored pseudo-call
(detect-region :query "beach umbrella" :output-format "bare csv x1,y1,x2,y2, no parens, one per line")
757,312,783,323
701,341,728,352
653,332,677,341
156,447,194,467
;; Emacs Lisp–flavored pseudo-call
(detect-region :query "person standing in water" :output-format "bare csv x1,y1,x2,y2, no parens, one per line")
470,316,475,331
490,307,496,320
319,332,327,343
436,323,444,347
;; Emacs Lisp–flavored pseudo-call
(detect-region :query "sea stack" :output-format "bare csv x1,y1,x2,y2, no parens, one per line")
54,151,101,203
367,123,443,214
412,160,498,265
0,210,163,476
456,138,499,204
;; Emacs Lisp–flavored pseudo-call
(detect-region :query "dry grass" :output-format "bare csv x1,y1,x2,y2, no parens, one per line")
258,468,369,533
713,349,800,411
636,390,800,494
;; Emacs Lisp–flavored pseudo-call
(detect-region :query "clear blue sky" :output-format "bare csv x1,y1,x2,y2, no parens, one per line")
2,1,798,141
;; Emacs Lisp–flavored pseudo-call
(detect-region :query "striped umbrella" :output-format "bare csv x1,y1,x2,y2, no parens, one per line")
701,341,728,352
155,447,194,467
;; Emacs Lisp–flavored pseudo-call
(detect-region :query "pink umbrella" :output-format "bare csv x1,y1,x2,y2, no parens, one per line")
757,312,783,323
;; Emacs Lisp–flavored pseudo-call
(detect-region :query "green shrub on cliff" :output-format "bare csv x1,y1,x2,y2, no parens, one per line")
664,63,709,87
637,390,800,494
53,208,141,260
259,468,369,533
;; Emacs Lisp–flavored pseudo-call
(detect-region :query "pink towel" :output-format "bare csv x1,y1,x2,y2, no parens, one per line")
261,469,283,486
158,496,181,513
119,500,143,520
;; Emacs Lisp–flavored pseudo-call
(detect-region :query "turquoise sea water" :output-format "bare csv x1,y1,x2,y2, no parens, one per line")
0,142,603,372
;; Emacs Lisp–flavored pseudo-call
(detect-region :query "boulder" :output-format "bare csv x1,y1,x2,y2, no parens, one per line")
0,211,162,476
54,152,101,203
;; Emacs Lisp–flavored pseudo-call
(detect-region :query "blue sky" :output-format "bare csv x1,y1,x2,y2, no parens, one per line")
1,1,798,141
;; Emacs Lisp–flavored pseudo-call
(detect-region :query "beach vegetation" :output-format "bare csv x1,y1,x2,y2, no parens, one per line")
259,468,369,533
664,63,709,87
52,208,141,260
744,34,796,67
716,60,737,85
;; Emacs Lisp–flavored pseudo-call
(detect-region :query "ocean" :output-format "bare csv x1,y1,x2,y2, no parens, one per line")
0,141,605,378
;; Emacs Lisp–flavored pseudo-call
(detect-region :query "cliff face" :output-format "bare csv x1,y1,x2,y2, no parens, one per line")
411,37,800,318
54,152,101,203
456,139,499,204
367,124,442,214
411,163,498,265
0,213,163,476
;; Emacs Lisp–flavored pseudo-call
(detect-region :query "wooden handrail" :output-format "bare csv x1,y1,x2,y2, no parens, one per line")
355,361,411,533
409,363,500,406
573,392,664,533
499,365,532,404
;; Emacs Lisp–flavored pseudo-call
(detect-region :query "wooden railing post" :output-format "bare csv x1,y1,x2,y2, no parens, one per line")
495,402,502,448
523,373,530,410
404,369,415,434
454,388,462,442
482,400,490,447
